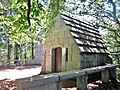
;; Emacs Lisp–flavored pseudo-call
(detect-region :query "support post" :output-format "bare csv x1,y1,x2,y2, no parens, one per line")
77,73,88,90
58,76,62,90
101,69,109,83
110,68,118,89
110,68,116,80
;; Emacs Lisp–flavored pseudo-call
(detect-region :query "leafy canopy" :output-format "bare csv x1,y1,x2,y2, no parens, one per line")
0,0,66,44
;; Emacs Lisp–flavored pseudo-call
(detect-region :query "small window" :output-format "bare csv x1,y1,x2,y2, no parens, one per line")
66,48,68,62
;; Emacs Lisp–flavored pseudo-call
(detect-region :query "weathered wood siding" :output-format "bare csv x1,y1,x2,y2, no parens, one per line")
41,15,80,73
80,53,109,69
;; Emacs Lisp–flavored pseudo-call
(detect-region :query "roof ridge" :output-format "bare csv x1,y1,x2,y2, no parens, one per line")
61,13,99,30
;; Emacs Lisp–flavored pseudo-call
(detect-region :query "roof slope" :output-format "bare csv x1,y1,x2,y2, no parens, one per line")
61,14,109,54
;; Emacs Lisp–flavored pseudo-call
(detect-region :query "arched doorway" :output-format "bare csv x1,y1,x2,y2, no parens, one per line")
52,47,62,72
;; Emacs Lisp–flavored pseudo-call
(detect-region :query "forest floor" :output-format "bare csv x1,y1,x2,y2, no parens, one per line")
0,65,120,90
0,65,41,90
0,65,41,80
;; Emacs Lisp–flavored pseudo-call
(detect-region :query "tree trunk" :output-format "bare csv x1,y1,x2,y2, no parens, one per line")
32,41,34,59
7,40,11,65
14,43,19,65
27,0,34,59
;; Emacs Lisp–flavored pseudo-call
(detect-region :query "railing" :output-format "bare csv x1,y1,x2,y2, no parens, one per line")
15,64,117,90
0,59,31,66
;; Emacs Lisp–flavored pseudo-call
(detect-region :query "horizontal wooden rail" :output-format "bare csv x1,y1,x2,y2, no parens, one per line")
47,64,117,79
0,59,32,66
16,64,117,90
0,59,29,62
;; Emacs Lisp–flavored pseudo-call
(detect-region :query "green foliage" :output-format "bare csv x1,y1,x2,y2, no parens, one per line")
0,0,66,44
0,0,66,61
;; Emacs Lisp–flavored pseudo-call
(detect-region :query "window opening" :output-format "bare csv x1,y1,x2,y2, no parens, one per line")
66,48,68,62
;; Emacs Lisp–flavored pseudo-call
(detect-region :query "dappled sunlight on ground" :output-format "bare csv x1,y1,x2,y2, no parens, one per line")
62,80,120,90
62,87,77,90
0,65,41,80
0,65,41,90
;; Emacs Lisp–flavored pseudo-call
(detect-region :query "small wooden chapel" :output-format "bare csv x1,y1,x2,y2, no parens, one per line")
41,13,112,73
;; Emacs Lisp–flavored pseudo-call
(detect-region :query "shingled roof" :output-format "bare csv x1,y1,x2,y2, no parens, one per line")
60,13,109,54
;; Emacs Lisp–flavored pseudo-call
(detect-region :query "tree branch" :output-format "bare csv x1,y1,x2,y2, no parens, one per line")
108,0,120,25
27,0,31,27
115,33,120,45
108,0,116,17
108,28,120,45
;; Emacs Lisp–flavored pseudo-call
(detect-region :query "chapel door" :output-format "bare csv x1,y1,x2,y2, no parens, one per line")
52,47,62,72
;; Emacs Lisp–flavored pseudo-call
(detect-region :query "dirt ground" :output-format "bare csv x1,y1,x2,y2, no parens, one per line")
0,65,41,80
0,65,41,90
62,80,120,90
0,65,120,90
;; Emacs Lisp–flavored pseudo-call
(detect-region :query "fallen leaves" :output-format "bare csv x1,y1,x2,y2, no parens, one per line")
0,79,18,90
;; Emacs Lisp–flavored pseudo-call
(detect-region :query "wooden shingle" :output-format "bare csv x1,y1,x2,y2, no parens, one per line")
61,14,109,54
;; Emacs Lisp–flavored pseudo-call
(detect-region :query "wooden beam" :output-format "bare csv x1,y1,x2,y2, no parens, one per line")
66,23,101,36
77,43,107,49
61,14,98,31
63,18,99,33
73,36,105,44
70,30,103,40
80,52,109,54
